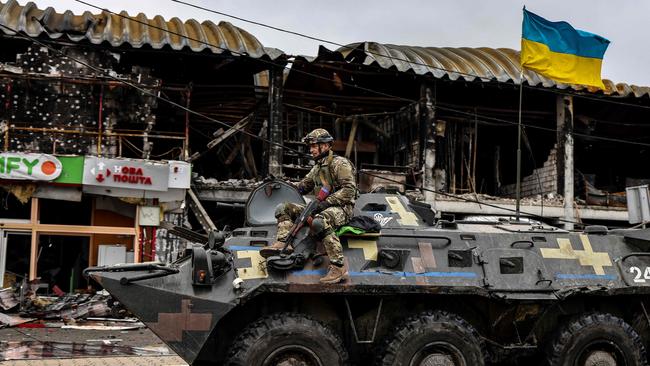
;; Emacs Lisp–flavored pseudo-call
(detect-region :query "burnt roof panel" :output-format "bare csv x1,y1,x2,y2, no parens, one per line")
0,0,284,60
334,42,650,98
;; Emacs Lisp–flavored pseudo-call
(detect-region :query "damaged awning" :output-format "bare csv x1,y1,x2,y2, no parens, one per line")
313,42,650,98
0,0,285,60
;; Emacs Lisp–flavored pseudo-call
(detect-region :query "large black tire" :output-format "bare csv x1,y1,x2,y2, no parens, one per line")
225,312,349,366
377,310,485,366
633,311,650,362
547,313,647,366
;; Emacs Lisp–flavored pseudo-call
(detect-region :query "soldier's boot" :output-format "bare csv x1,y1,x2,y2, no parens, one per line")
319,264,347,284
260,241,293,258
262,217,295,258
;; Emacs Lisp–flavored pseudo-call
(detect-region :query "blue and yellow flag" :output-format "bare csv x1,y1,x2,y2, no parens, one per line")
521,9,610,89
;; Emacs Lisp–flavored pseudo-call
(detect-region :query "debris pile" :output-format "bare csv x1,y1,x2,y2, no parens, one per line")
0,340,169,360
0,289,18,311
414,191,566,206
21,293,112,320
193,176,261,189
0,282,136,330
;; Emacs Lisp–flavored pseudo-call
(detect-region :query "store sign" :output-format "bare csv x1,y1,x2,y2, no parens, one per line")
83,157,169,191
0,153,62,181
53,156,84,184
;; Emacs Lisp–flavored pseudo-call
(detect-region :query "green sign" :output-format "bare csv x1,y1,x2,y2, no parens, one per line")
53,156,84,184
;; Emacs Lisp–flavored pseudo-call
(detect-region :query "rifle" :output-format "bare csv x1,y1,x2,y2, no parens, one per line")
266,184,332,270
281,174,332,253
279,198,319,254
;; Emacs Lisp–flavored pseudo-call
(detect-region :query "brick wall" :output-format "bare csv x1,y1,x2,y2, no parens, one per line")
501,145,558,197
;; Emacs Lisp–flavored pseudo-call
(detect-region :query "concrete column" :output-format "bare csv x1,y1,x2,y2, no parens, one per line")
556,95,574,230
422,86,436,204
268,67,283,177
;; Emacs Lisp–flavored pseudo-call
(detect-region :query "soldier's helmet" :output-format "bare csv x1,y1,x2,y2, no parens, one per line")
302,128,334,144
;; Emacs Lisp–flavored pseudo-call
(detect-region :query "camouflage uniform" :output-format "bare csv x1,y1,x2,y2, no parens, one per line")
274,143,356,267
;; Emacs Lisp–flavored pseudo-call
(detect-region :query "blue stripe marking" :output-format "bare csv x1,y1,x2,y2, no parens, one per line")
291,269,327,276
228,245,262,251
401,271,478,278
349,271,382,276
556,273,617,280
522,9,609,59
290,270,477,278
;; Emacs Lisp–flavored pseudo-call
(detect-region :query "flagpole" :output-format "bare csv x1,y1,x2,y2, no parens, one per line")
515,71,523,221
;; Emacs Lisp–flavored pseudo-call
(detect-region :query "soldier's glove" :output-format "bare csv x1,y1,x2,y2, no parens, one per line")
296,184,307,195
314,200,331,214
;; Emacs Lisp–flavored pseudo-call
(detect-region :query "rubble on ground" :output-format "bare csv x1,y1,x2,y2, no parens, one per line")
0,340,168,360
0,280,131,329
0,289,18,311
405,190,566,206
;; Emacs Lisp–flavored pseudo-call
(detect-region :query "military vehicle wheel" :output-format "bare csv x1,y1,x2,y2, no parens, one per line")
632,311,650,362
547,313,647,366
225,312,349,366
378,310,485,366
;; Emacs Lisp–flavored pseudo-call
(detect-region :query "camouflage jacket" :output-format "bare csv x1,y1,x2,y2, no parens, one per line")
298,151,357,214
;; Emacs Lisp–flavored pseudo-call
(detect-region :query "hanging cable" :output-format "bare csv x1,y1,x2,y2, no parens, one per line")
169,0,483,80
169,0,650,111
65,0,650,148
72,0,415,104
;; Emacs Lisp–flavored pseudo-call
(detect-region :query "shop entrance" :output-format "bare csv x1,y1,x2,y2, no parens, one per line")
0,231,31,287
37,235,90,293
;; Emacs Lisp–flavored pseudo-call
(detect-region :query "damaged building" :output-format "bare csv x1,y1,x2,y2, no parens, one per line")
0,0,284,290
0,0,649,292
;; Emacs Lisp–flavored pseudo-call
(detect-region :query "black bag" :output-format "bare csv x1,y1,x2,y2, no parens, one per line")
346,215,381,233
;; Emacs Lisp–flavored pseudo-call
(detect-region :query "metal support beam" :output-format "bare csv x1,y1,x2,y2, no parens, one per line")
268,67,284,177
345,117,359,158
557,95,575,230
206,115,253,150
187,188,217,232
29,198,39,280
189,112,253,162
421,86,436,204
184,85,192,160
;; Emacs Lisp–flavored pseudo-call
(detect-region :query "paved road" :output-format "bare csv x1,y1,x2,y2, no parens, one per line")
0,327,189,365
1,355,188,365
0,327,164,347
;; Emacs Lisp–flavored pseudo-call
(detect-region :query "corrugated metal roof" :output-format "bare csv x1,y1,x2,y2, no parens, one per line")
335,42,650,98
0,0,284,60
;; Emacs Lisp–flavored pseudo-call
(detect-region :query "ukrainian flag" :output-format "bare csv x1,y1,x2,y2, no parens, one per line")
521,9,610,89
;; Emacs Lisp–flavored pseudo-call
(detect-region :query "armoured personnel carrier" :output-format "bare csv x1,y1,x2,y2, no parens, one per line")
85,180,650,366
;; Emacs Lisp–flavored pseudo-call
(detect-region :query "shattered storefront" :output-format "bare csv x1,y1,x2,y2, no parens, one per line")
0,152,86,291
0,0,284,292
0,153,189,293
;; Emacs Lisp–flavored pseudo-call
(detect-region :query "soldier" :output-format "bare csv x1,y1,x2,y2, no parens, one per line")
260,128,356,284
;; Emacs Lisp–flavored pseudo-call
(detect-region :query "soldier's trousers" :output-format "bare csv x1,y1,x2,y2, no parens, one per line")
275,202,348,266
